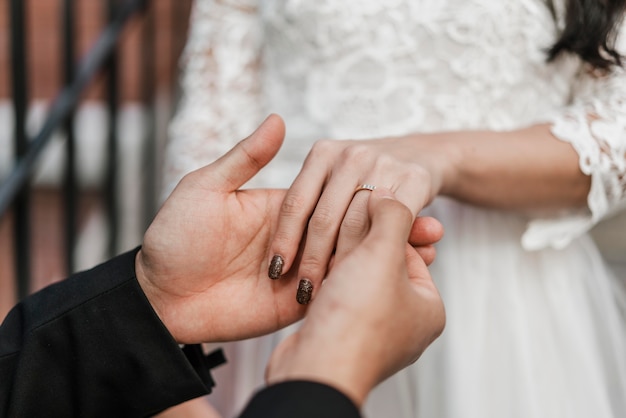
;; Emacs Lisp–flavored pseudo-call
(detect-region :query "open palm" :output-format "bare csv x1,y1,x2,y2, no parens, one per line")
137,116,306,344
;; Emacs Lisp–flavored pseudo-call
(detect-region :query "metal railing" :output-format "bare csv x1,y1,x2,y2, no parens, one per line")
0,0,178,301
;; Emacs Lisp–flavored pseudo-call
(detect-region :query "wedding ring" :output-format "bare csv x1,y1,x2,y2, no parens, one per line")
354,184,376,194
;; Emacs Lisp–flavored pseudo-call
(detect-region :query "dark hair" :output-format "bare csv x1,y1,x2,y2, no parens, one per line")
547,0,626,71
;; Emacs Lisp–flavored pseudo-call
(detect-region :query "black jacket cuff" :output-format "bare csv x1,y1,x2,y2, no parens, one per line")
239,381,361,418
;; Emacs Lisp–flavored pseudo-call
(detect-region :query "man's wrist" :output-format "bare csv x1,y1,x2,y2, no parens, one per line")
134,250,172,340
240,381,361,418
268,370,371,408
267,342,375,408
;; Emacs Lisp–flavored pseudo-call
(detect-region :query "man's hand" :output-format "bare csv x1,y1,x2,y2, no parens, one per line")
135,115,443,345
266,188,446,407
136,115,304,344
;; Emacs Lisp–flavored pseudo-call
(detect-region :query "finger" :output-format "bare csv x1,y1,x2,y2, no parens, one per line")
405,243,434,286
405,244,446,348
364,188,414,259
197,114,286,192
334,188,373,261
295,186,400,305
387,165,431,219
268,141,353,280
409,217,444,247
292,173,374,303
414,244,437,266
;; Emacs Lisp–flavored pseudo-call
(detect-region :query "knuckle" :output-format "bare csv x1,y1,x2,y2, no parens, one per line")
309,139,336,159
308,207,336,234
239,140,264,171
372,153,396,170
406,163,431,183
404,164,434,205
341,214,368,237
301,251,328,273
342,143,372,162
281,193,307,216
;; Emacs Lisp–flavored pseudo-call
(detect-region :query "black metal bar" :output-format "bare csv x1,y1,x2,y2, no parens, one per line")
141,0,157,229
0,0,147,219
9,0,31,298
62,0,77,274
106,0,119,258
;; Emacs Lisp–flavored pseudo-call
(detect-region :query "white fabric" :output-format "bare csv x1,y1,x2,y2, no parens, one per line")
163,1,626,417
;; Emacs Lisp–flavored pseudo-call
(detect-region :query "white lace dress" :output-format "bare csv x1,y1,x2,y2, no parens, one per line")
162,1,626,417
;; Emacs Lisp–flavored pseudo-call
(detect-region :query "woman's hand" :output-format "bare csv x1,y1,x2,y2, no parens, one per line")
266,188,446,407
267,135,452,303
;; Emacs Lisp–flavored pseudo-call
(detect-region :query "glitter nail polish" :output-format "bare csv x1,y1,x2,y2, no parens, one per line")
268,255,284,279
296,279,313,305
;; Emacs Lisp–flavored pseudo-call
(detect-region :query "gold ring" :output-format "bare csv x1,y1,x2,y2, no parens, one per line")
354,184,376,194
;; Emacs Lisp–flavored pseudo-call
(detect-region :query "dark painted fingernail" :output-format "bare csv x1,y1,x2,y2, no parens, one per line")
296,279,313,305
268,255,284,279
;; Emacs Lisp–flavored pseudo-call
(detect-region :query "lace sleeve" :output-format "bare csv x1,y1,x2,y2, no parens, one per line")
522,30,626,251
161,0,263,200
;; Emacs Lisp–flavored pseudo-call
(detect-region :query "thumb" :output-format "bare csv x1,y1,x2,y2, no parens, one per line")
365,188,414,257
198,114,286,192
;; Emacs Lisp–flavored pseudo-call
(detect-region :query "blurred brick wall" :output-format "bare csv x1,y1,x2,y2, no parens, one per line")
0,0,193,320
0,0,192,102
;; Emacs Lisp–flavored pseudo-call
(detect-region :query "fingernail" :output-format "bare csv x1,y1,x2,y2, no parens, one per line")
268,255,284,279
296,279,313,305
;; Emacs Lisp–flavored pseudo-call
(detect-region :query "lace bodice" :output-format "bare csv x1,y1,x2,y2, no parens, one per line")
164,0,626,250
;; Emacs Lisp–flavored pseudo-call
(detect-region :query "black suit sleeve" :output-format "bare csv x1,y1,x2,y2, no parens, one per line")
239,381,361,418
0,249,209,417
0,249,362,418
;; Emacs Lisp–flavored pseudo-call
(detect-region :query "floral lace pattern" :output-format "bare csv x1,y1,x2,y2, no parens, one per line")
164,0,626,249
524,66,626,249
163,0,262,199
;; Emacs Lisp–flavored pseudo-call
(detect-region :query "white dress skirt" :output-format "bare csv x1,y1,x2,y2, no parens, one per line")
162,1,626,417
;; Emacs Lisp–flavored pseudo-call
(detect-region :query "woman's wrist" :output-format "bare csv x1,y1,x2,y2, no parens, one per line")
427,132,464,198
394,132,463,201
411,125,590,210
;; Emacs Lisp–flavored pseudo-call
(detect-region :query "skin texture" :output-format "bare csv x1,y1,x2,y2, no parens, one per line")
266,188,446,407
268,123,590,302
135,115,443,345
